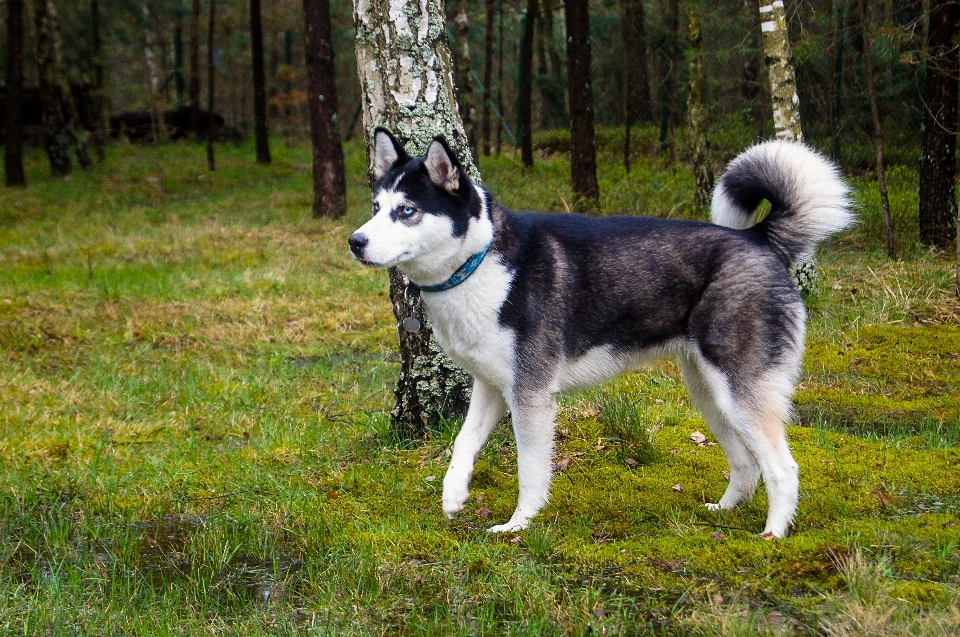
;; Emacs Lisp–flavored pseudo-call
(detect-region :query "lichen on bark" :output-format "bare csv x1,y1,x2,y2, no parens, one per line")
354,0,477,437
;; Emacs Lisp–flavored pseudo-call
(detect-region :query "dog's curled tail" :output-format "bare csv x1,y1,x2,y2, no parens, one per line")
710,140,854,265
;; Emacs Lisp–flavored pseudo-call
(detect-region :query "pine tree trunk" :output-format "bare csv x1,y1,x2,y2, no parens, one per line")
250,0,271,164
206,0,217,171
758,0,803,143
304,0,347,218
686,7,712,211
91,0,107,161
623,0,651,123
353,0,476,438
541,1,567,129
829,0,845,161
190,0,201,134
4,0,27,186
37,0,72,175
658,0,679,155
495,0,504,155
518,0,536,168
564,0,599,206
481,0,495,156
740,0,765,137
919,0,960,250
859,0,894,258
454,0,476,158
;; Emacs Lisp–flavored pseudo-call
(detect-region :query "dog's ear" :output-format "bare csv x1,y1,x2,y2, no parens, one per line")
424,137,463,193
373,127,409,179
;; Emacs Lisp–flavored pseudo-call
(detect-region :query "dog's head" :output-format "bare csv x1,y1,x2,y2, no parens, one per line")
348,128,489,280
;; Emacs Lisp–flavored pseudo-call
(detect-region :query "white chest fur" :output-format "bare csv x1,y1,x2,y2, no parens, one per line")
420,255,516,391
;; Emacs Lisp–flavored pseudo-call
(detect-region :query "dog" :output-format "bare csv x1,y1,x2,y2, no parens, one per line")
349,128,852,538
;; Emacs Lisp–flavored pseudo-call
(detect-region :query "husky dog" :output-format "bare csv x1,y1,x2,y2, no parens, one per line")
349,128,852,538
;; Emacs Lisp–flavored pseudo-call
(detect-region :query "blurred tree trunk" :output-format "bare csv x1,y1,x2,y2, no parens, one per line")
658,0,679,155
141,1,167,142
190,0,201,134
686,7,712,211
621,0,650,172
303,0,346,218
829,0,846,161
206,0,217,171
250,0,271,164
541,0,567,129
740,0,765,137
858,0,893,258
518,0,536,167
481,0,495,156
454,0,477,158
354,0,475,437
758,0,803,143
564,0,599,206
919,0,960,250
496,0,505,155
37,0,92,175
4,0,27,186
91,0,107,161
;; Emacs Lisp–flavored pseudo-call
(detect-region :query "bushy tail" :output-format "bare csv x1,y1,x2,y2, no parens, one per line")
711,140,854,265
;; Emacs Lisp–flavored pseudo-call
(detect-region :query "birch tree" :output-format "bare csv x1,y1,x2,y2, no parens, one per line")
757,0,802,143
353,0,475,437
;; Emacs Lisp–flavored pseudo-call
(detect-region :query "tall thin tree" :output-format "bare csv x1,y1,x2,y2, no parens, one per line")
518,0,536,167
4,0,27,186
454,0,476,157
621,0,650,172
91,0,107,161
354,0,475,437
250,0,271,164
919,0,960,249
859,0,894,258
481,0,495,156
189,0,202,134
206,0,217,171
564,0,599,205
686,6,712,211
304,0,347,218
757,0,803,143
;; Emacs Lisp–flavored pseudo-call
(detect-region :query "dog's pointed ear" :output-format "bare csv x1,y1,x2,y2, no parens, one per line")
373,127,409,179
424,137,463,193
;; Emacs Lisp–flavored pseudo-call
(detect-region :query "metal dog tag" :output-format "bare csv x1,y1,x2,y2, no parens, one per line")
402,317,421,333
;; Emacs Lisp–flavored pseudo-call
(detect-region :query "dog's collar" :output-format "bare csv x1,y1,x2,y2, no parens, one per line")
413,244,492,293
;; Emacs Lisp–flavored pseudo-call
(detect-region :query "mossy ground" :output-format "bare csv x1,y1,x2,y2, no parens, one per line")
0,132,958,634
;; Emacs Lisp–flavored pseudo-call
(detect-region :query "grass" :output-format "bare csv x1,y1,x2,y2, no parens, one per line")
1,131,958,635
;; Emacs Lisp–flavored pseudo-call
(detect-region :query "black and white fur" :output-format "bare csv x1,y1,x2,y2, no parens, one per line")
349,128,853,538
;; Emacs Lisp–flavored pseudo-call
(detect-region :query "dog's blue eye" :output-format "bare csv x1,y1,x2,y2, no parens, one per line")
399,206,415,218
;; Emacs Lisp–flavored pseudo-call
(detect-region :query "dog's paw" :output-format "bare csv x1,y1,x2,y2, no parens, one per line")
441,472,470,519
486,520,529,533
704,502,724,512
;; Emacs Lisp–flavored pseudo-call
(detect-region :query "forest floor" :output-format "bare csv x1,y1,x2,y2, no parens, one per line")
1,133,958,635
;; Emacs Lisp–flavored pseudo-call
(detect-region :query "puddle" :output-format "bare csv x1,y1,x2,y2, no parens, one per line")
132,515,300,604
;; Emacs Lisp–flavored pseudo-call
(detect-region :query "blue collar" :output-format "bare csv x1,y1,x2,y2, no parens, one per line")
414,244,492,293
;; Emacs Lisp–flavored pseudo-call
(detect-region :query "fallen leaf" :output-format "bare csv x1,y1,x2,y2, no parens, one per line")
424,475,437,482
690,431,707,446
761,532,777,541
670,449,679,455
553,456,572,472
559,428,571,438
572,451,587,457
722,471,730,481
591,608,610,618
710,532,726,541
595,444,607,451
625,458,638,468
325,491,339,500
872,490,892,506
583,405,601,418
476,507,492,519
508,534,522,544
672,484,685,492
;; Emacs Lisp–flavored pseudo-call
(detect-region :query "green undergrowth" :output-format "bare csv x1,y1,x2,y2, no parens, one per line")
1,135,958,634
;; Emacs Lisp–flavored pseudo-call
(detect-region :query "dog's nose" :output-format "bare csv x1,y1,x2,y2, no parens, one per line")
348,233,368,257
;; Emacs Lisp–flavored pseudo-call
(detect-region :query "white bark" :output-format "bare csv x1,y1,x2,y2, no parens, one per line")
758,0,803,143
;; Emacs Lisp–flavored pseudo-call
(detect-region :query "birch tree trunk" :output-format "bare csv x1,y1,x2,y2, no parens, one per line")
758,0,803,143
304,0,347,218
141,1,167,142
354,0,475,437
564,0,599,206
4,0,27,186
686,7,712,211
919,0,960,250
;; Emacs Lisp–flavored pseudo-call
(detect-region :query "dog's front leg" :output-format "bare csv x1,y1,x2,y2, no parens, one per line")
442,377,508,520
487,393,557,533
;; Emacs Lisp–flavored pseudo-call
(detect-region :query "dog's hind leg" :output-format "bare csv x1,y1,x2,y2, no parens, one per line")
696,360,800,537
487,393,557,533
443,377,508,519
679,357,761,511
